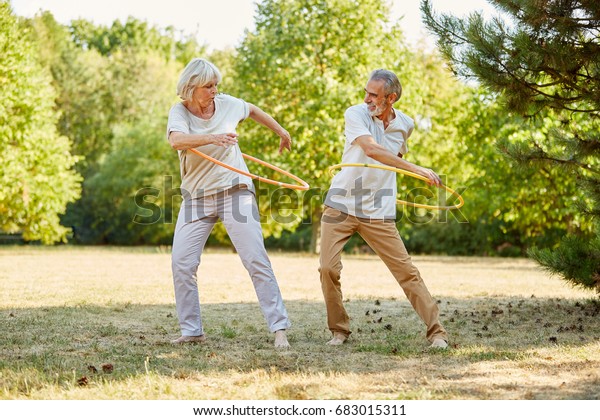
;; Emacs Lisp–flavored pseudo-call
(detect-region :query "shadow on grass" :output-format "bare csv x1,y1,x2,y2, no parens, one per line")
1,297,599,399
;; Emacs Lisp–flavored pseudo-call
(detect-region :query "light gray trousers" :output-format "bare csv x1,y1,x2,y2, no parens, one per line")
171,187,291,336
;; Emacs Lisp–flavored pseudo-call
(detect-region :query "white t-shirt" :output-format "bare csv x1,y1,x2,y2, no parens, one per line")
324,103,414,220
166,94,254,199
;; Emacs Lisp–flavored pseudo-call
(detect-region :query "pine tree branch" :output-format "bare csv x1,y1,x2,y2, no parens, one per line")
562,106,600,114
528,142,600,174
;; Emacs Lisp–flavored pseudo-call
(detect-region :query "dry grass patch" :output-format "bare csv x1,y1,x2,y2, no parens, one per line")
0,246,598,399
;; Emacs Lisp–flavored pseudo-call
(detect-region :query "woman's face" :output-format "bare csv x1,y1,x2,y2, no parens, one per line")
192,78,219,103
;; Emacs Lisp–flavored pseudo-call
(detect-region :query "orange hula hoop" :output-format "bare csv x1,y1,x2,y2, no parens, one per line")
188,148,310,191
328,163,464,211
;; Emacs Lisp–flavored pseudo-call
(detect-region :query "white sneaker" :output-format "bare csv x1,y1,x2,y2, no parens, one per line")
430,338,448,349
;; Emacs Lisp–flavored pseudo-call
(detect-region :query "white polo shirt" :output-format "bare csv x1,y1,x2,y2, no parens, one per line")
324,103,414,220
167,94,254,199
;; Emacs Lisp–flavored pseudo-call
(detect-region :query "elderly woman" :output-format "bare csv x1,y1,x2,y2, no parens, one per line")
167,58,291,348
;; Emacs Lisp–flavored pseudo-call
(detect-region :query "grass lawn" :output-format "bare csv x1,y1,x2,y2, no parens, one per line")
0,246,598,400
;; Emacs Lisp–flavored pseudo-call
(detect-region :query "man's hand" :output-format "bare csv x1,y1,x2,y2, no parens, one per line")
417,166,443,187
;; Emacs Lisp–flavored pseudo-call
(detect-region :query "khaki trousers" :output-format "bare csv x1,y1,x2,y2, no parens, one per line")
319,206,447,343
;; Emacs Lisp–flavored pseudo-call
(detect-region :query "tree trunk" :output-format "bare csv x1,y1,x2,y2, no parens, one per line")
310,206,322,254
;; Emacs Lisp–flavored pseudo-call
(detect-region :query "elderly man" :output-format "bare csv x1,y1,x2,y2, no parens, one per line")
319,69,448,349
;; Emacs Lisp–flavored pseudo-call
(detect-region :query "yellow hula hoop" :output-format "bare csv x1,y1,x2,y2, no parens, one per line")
328,163,464,210
189,148,310,191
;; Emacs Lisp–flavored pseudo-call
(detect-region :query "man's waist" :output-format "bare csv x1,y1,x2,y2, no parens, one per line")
323,197,397,221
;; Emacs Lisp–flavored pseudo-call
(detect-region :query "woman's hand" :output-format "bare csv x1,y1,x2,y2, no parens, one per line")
278,129,292,154
212,133,239,148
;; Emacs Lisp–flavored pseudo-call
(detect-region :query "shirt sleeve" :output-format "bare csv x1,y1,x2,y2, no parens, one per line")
344,105,372,146
166,104,190,140
219,94,250,122
238,97,250,121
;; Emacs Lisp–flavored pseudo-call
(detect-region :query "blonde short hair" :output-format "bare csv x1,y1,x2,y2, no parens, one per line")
176,58,222,101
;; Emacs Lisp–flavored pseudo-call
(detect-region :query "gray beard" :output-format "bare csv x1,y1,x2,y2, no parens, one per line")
369,106,384,117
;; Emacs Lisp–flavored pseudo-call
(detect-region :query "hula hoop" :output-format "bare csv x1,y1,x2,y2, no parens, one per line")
328,163,464,210
189,148,309,191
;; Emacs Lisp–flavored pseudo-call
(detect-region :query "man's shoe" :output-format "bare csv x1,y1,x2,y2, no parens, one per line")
430,338,448,349
171,335,206,344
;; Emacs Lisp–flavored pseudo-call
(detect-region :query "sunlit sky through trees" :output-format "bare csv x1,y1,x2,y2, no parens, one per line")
9,0,495,51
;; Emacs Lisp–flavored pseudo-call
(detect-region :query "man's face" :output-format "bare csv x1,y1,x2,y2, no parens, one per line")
363,79,391,117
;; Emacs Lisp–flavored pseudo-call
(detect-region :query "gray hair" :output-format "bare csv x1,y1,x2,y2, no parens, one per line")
369,69,402,102
176,58,222,101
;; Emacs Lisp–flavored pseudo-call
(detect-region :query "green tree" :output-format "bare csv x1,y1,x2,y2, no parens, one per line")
0,2,81,243
24,14,201,244
69,16,203,65
233,0,414,252
25,12,112,175
422,0,600,292
404,87,590,257
26,14,205,175
65,48,182,244
82,118,180,244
